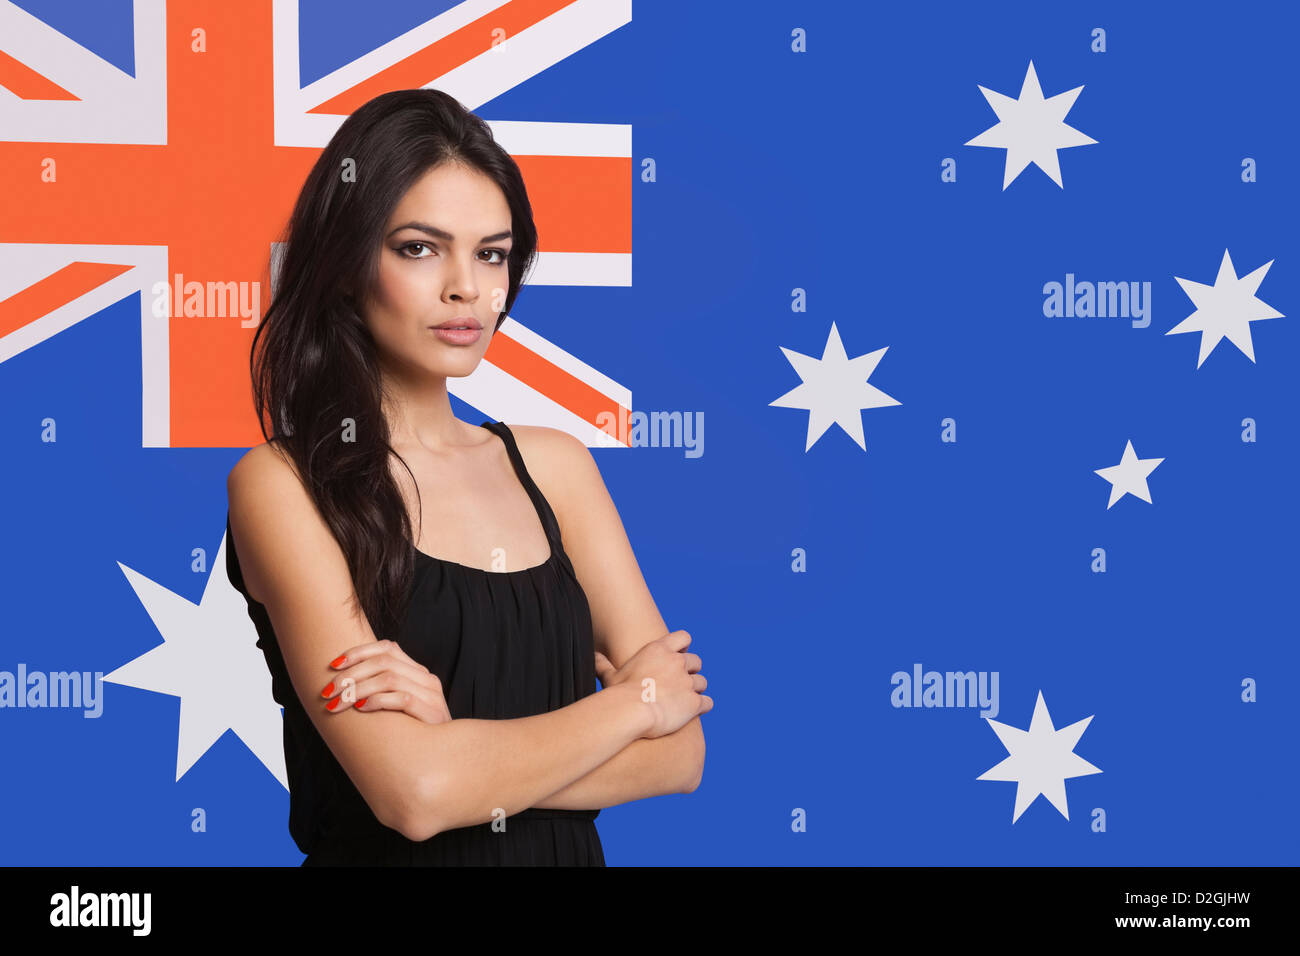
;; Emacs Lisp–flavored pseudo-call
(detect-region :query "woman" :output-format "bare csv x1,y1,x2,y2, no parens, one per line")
225,88,711,866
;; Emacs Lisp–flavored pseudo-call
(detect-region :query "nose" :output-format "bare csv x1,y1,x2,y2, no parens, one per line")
442,255,478,304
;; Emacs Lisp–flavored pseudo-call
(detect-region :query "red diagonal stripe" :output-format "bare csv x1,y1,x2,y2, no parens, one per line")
309,0,579,115
0,49,79,100
485,330,628,437
0,261,133,337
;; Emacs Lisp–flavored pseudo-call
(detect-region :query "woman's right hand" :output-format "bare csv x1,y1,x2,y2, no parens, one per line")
603,630,712,738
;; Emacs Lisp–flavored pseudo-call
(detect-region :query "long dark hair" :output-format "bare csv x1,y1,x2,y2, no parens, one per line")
247,88,539,638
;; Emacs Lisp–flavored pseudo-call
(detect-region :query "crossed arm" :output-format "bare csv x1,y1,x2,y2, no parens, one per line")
530,713,703,810
513,424,706,809
229,425,706,836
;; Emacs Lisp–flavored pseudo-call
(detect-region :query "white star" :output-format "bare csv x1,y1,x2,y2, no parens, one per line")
1094,439,1164,509
978,691,1102,823
964,59,1097,189
104,532,287,786
1167,249,1284,367
769,321,900,452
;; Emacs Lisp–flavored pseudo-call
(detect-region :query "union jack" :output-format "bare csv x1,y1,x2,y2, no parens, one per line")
0,0,636,448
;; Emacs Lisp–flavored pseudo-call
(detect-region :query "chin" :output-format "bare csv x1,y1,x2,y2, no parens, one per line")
432,355,485,377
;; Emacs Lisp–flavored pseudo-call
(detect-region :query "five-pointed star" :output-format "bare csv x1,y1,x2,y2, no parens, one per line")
103,532,288,786
964,59,1097,189
769,321,900,452
1167,248,1284,367
978,691,1102,823
1094,439,1164,509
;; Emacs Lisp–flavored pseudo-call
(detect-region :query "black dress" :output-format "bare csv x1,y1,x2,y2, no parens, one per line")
226,420,605,865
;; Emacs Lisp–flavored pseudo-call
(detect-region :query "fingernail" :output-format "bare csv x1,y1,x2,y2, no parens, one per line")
326,697,342,711
330,655,347,668
321,682,334,698
354,698,367,708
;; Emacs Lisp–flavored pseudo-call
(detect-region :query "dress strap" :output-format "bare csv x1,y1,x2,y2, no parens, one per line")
478,421,566,557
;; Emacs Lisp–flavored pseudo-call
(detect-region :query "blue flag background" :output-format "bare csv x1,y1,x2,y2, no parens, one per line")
0,0,1295,865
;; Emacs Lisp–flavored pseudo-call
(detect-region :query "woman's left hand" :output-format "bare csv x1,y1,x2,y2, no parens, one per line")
322,639,452,724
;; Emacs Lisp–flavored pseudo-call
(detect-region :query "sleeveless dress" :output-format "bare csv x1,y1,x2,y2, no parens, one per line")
225,420,605,865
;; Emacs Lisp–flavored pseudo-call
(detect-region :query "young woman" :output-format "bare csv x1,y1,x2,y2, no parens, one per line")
225,88,711,866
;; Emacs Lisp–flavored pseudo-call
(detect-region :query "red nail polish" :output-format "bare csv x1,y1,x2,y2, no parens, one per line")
326,697,341,711
321,682,335,698
330,655,347,668
355,698,368,708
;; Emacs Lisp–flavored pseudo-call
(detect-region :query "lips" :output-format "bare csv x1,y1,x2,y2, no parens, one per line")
429,324,482,345
430,318,482,330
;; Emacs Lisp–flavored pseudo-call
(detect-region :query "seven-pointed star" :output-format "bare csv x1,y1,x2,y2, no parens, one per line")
1167,248,1284,367
965,59,1097,189
978,691,1102,823
769,322,900,452
103,534,287,786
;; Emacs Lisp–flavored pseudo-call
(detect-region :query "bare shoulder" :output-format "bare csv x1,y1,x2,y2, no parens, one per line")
504,424,603,530
226,441,320,605
227,439,302,495
506,423,590,468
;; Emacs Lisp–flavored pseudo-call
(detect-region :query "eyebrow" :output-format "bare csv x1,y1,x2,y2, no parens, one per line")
386,221,513,244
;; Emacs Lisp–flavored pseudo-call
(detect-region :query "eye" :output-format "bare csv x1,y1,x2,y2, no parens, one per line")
399,242,432,259
397,243,509,264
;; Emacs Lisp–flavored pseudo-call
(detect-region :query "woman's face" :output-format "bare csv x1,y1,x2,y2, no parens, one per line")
360,161,514,383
